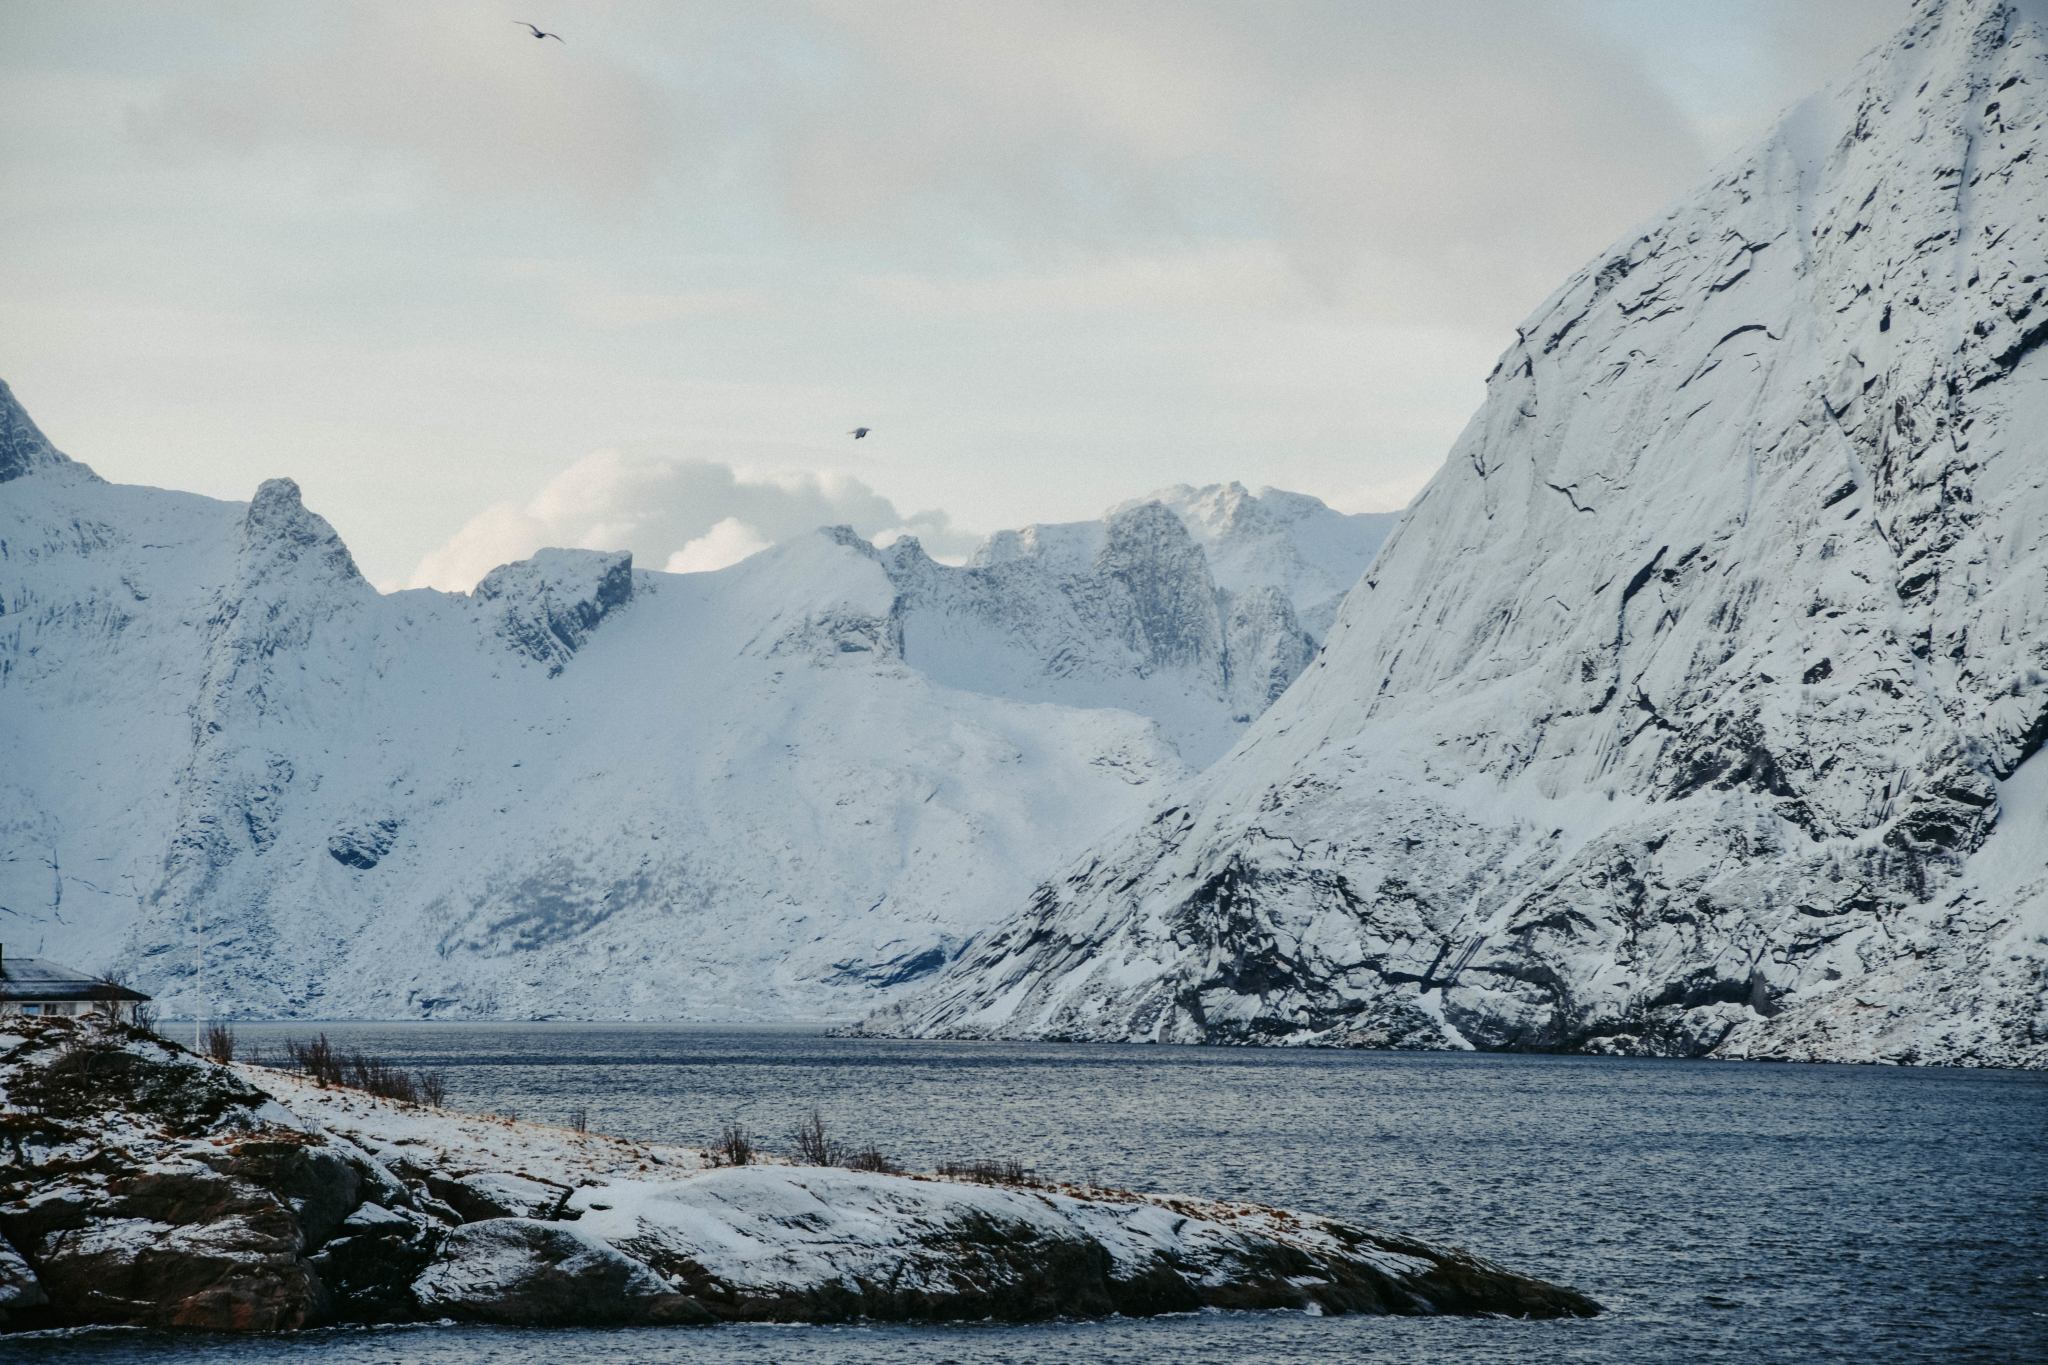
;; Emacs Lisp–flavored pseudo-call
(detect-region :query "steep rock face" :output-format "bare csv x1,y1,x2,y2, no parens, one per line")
0,381,97,487
868,0,2048,1067
887,503,1246,765
147,480,379,985
471,547,634,675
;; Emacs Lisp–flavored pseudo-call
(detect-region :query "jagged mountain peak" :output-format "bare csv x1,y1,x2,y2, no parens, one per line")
1118,482,1400,641
1112,481,1269,535
236,477,369,594
472,548,635,676
0,379,100,486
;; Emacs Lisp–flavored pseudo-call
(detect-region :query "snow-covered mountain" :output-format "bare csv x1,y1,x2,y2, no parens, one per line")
1112,484,1399,642
893,486,1396,767
0,386,1382,1021
864,0,2048,1068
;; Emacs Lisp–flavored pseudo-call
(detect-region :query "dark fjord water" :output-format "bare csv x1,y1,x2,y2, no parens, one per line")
14,1026,2044,1365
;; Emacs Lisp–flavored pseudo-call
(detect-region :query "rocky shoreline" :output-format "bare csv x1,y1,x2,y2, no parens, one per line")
0,1017,1599,1331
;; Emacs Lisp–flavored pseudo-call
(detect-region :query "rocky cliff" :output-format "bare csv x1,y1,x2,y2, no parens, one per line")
863,0,2048,1068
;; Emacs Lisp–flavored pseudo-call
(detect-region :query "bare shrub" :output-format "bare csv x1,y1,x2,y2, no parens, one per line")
90,972,154,1032
344,1052,417,1104
418,1070,448,1107
278,1033,440,1105
938,1157,1033,1186
202,1021,236,1063
714,1120,755,1167
568,1106,589,1134
284,1034,342,1085
843,1142,898,1174
788,1108,843,1166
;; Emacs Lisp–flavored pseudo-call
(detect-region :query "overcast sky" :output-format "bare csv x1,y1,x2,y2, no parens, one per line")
1,0,1904,590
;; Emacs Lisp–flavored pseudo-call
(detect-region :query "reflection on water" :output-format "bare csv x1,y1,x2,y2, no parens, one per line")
8,1025,2044,1364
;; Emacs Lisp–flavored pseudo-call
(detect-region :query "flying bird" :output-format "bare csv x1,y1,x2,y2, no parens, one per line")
512,21,564,41
849,427,870,439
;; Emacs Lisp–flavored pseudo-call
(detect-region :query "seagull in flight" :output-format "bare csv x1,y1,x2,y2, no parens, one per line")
513,21,564,42
849,427,870,439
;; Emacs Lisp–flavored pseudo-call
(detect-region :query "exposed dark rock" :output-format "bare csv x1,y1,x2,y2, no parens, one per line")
427,1171,571,1223
413,1219,712,1326
0,379,98,485
328,817,400,870
0,1243,47,1325
472,548,634,676
0,1018,391,1330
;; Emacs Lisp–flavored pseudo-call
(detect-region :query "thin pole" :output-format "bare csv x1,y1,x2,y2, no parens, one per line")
194,902,203,1052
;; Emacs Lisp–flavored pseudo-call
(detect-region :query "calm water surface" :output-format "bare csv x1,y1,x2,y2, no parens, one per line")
11,1026,2044,1364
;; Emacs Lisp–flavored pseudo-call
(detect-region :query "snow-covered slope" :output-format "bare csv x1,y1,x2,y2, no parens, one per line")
866,0,2048,1067
0,383,1380,1021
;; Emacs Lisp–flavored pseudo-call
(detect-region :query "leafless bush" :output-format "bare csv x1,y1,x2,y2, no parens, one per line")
202,1021,236,1063
938,1157,1034,1186
418,1070,447,1107
277,1033,441,1106
788,1108,843,1166
783,1109,897,1172
714,1120,755,1167
345,1053,418,1104
843,1142,898,1174
284,1034,342,1085
568,1106,589,1134
90,972,154,1033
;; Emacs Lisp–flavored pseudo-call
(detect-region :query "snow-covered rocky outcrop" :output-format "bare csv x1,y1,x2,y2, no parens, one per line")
0,381,1382,1021
863,0,2048,1068
0,1016,1600,1329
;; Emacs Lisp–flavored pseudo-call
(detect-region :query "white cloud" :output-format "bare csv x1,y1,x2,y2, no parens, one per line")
408,448,976,592
121,0,1710,321
665,517,772,574
762,0,1708,319
131,1,667,209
